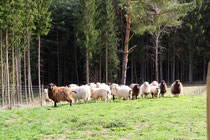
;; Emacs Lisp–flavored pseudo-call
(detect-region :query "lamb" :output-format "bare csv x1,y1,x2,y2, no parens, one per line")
150,81,158,86
91,88,112,103
140,82,151,98
48,83,75,107
70,85,91,104
150,86,160,98
171,80,183,97
130,84,140,99
159,80,167,97
111,85,133,101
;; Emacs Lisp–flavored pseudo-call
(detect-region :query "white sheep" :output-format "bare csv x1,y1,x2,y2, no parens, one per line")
91,88,112,103
140,82,151,98
150,86,160,98
111,85,133,101
69,84,79,88
70,85,91,104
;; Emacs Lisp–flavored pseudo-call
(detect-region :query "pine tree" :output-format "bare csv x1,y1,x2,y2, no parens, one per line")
131,0,195,82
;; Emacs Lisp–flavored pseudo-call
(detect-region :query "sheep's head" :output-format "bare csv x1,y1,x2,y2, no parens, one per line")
161,80,166,85
144,82,149,87
48,83,55,91
175,80,181,86
128,90,133,99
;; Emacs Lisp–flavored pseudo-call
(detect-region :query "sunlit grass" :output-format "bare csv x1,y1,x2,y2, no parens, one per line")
0,89,206,139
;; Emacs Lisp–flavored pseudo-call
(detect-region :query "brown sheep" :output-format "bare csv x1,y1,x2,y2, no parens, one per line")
48,83,75,107
159,80,167,97
171,80,183,96
130,84,140,99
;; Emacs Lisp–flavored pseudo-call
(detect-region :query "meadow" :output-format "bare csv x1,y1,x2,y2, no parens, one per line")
0,85,207,139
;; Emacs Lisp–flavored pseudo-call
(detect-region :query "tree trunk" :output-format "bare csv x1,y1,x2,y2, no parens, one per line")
167,54,170,84
99,48,102,83
5,28,11,109
18,48,22,104
172,50,175,82
15,47,20,105
27,29,32,103
160,56,163,81
155,33,159,82
24,33,28,104
106,32,108,84
38,36,42,106
86,48,89,84
56,28,60,86
121,2,131,84
0,29,5,107
74,28,79,84
189,51,193,83
12,47,16,106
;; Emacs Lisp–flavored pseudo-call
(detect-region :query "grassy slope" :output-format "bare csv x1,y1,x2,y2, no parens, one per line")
0,95,206,139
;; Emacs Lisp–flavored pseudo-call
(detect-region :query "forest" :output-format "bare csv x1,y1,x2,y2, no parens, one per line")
0,0,210,108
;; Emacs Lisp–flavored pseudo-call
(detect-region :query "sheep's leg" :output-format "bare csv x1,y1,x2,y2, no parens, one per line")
136,95,137,99
54,102,57,107
113,95,115,100
70,101,72,106
151,93,154,98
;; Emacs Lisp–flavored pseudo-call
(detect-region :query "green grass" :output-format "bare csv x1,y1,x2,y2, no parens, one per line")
0,94,206,139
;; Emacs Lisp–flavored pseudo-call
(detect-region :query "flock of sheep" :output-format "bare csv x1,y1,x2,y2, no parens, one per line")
45,80,183,107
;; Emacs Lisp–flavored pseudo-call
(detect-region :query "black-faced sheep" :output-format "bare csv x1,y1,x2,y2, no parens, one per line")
130,84,140,99
159,80,167,97
48,83,75,107
140,82,151,98
171,80,183,96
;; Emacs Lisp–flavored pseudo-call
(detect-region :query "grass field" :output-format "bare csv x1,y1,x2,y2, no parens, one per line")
0,85,207,139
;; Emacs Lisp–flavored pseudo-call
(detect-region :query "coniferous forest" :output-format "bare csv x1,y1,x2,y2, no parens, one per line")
0,0,210,107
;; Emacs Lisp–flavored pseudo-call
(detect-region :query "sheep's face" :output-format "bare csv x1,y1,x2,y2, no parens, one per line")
48,83,55,91
175,80,181,86
161,80,166,85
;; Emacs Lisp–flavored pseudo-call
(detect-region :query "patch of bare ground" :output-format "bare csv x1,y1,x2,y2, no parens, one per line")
5,118,17,122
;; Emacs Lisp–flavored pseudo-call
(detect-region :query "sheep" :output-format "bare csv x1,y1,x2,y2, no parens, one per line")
69,84,79,88
111,85,133,101
159,80,167,97
150,81,158,86
150,86,160,98
140,82,151,98
48,83,75,107
171,80,183,97
130,84,140,99
70,85,91,104
43,88,53,102
91,88,112,103
110,83,119,100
